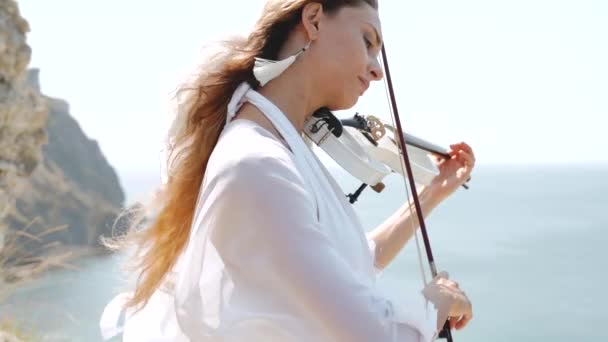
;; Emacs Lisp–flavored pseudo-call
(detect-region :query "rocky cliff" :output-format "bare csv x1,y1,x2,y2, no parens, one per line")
1,0,125,266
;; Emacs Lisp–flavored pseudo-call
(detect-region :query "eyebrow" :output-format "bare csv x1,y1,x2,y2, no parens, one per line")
365,22,383,47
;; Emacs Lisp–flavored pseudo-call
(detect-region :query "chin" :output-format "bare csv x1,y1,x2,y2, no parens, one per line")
343,95,360,110
327,92,359,111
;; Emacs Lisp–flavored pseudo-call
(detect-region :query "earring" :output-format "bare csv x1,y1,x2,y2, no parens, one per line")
253,41,312,86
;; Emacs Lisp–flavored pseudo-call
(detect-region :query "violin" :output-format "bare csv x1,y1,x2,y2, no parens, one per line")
304,108,470,204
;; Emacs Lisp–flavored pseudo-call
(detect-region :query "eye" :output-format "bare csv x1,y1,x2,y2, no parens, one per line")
363,35,372,49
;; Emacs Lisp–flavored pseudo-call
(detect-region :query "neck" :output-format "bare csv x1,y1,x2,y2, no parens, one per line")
256,59,321,134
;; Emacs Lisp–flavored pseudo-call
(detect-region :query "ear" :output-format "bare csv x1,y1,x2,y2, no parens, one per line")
301,2,323,41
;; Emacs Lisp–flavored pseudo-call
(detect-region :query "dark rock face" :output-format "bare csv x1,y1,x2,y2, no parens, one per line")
43,97,125,207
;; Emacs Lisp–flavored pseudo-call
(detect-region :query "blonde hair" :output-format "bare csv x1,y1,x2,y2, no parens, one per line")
108,0,379,312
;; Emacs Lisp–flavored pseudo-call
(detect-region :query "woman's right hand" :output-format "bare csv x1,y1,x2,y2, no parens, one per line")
422,271,473,332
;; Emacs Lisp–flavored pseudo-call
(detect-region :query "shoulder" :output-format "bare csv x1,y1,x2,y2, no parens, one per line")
206,120,306,195
204,120,318,247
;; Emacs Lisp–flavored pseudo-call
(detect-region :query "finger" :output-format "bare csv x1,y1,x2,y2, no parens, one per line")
430,153,444,164
458,142,476,163
449,316,462,330
458,150,475,167
450,142,466,151
440,278,459,288
436,271,449,280
455,141,470,151
449,143,470,162
455,313,473,330
449,316,459,329
452,142,474,157
448,148,458,158
462,144,475,163
449,144,461,155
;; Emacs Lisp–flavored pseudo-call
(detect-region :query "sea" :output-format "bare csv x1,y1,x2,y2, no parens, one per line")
1,164,607,341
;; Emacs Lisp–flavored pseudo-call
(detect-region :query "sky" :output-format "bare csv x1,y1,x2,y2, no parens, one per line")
17,0,608,184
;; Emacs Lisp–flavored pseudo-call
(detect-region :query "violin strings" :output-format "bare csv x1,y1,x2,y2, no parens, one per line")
379,55,429,287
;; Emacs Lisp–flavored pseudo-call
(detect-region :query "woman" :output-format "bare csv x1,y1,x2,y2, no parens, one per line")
100,1,475,341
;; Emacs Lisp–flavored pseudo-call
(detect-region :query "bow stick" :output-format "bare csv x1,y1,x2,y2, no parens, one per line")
380,44,454,341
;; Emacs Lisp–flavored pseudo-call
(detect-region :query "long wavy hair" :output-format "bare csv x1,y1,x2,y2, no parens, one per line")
108,0,379,312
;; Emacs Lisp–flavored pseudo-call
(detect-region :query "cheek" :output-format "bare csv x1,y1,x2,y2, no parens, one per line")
321,31,366,79
338,34,367,74
314,31,367,109
328,48,365,104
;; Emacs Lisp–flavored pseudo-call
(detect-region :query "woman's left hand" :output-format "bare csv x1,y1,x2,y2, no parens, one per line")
428,142,476,201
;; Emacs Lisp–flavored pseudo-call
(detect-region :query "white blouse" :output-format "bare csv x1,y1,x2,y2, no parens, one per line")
100,85,437,342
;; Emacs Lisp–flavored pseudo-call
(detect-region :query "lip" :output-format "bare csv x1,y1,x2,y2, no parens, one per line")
358,76,370,94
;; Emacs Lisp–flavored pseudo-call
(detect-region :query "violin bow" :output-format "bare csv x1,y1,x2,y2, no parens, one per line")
380,44,454,341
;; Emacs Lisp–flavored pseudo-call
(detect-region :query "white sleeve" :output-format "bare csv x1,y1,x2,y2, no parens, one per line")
209,152,438,342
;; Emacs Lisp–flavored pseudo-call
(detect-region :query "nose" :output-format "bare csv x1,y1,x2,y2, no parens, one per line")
368,57,384,81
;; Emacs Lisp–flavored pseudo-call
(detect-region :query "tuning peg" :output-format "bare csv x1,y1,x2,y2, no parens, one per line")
371,182,385,193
